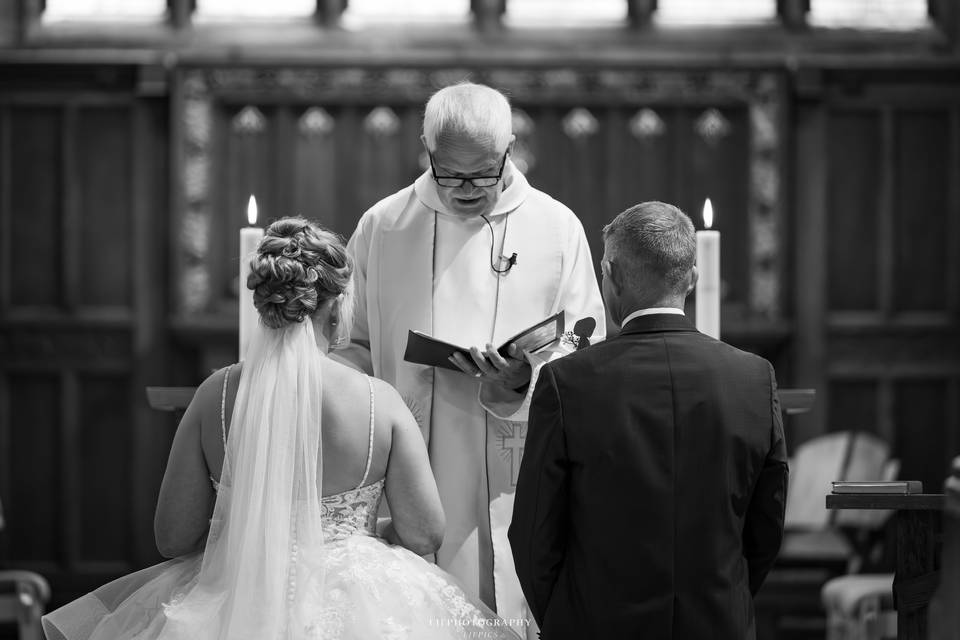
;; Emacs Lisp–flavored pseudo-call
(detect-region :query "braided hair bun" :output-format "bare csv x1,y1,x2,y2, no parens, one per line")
247,217,353,330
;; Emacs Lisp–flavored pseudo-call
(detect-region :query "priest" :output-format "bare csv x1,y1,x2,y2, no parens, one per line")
337,82,604,637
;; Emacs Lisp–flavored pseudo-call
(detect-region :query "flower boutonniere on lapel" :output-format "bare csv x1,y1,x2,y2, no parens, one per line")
560,317,597,352
561,330,581,350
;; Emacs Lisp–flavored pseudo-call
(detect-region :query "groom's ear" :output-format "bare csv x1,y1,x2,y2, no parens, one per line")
605,260,623,297
686,266,699,296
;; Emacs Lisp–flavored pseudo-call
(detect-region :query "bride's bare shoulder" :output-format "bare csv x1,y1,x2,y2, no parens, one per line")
369,376,405,409
323,361,408,418
322,355,368,384
192,363,242,407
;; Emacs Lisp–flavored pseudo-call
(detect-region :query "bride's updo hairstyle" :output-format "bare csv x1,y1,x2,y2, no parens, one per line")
247,217,353,335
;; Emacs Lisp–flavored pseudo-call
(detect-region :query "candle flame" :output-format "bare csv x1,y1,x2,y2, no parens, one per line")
703,198,714,229
247,195,258,226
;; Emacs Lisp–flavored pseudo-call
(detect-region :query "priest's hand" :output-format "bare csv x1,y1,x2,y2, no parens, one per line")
448,343,532,393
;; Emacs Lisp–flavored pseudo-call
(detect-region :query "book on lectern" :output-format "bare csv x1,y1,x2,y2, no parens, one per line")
403,311,565,372
831,481,924,495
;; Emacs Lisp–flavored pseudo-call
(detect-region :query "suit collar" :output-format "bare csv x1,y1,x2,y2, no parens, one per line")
617,312,697,336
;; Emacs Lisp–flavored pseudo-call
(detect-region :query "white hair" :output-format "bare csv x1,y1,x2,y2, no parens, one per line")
423,82,513,152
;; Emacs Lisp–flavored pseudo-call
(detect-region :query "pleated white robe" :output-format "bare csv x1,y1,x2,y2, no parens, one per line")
341,161,605,637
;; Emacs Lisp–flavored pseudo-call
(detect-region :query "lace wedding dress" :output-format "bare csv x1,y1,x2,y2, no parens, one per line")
43,322,519,640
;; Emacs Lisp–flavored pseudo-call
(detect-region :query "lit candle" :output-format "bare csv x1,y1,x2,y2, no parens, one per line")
239,195,264,359
696,198,721,339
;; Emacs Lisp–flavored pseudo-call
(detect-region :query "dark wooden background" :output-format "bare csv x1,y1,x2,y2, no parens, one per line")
0,2,958,638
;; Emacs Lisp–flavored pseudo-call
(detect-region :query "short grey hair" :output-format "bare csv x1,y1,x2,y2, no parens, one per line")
602,201,696,295
423,82,512,152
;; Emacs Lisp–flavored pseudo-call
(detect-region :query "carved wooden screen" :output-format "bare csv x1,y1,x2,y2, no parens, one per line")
795,73,960,490
0,66,172,602
172,66,787,372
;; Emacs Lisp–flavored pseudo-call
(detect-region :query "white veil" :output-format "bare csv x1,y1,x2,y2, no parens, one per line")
159,318,327,639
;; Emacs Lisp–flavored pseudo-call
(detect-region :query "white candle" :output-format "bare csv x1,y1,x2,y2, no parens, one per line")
696,198,721,340
239,195,264,360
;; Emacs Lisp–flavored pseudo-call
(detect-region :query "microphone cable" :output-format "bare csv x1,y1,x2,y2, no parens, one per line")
481,213,517,275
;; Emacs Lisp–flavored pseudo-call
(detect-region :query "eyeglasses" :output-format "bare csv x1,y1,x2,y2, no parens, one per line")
428,151,508,188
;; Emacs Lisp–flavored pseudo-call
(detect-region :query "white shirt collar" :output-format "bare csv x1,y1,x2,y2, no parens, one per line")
619,307,685,328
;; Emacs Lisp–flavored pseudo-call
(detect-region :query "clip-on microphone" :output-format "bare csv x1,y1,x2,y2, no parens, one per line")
481,214,517,275
492,252,517,274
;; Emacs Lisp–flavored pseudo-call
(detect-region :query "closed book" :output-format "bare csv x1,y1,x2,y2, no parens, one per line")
831,481,924,495
403,311,565,372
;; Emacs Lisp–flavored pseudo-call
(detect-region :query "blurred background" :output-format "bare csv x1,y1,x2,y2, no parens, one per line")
0,1,958,638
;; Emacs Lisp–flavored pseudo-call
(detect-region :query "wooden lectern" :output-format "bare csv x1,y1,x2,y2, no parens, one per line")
826,493,946,640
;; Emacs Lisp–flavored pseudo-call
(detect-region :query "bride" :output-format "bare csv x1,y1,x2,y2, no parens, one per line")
43,217,519,640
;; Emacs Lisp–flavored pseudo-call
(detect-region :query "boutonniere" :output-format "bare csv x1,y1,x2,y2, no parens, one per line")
561,318,597,351
561,330,581,350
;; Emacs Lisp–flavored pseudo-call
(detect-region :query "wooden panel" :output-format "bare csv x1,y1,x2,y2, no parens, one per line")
604,106,674,214
293,106,338,228
561,106,608,243
596,105,676,279
521,103,750,308
0,371,7,565
130,97,172,567
9,106,62,308
522,106,563,212
954,378,960,463
0,327,132,369
827,111,880,312
685,106,750,309
0,66,171,603
272,106,296,220
395,105,427,225
78,373,130,563
893,109,949,313
793,102,828,446
0,107,8,312
894,379,949,492
827,379,879,435
222,103,276,304
827,330,960,371
7,373,61,564
547,106,608,262
77,106,132,309
897,508,943,640
331,106,364,236
355,105,417,220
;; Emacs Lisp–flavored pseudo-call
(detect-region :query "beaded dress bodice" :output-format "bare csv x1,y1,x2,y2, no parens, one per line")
319,479,384,541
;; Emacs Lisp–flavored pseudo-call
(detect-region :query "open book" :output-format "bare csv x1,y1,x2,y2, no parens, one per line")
403,311,565,372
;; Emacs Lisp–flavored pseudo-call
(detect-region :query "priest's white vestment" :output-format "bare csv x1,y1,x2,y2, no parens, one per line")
341,161,605,636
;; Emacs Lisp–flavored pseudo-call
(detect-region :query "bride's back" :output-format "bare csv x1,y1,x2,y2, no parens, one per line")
317,357,394,495
198,352,443,555
216,217,439,552
203,356,394,497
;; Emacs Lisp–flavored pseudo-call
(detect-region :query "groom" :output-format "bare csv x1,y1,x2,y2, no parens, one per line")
509,201,788,639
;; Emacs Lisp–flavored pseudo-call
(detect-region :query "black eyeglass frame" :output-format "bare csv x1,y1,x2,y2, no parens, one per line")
428,151,508,188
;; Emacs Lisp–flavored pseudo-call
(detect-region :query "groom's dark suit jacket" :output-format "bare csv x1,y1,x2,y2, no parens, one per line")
509,313,788,640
